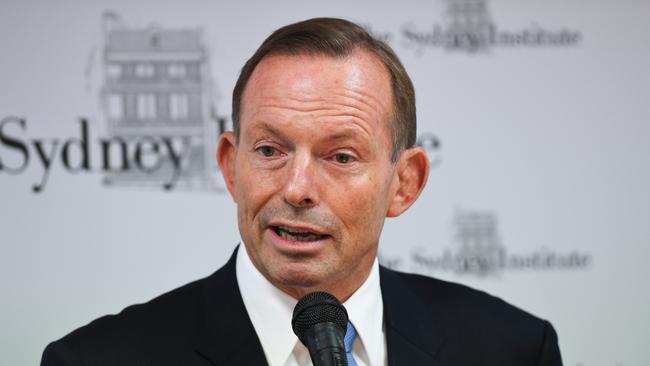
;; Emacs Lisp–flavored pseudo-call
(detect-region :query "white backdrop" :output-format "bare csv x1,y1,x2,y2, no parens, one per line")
1,0,649,365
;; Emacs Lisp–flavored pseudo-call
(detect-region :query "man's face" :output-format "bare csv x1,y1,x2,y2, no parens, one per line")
221,51,403,300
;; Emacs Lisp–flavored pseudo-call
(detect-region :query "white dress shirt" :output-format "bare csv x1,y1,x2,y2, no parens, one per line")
236,244,387,366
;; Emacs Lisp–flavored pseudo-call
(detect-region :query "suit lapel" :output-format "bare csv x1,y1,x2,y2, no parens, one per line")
380,266,447,366
193,248,268,366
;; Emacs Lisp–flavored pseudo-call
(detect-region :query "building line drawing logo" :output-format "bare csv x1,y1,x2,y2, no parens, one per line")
451,208,505,276
100,12,223,191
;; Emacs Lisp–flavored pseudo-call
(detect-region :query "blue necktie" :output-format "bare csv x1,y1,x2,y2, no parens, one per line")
344,322,358,366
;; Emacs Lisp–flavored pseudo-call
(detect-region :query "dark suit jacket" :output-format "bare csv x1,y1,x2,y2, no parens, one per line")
41,248,562,365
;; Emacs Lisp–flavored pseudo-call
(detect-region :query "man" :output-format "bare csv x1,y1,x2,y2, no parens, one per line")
42,18,562,366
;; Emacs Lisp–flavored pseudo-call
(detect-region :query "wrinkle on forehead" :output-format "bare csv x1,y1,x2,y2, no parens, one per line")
255,97,373,137
241,51,394,133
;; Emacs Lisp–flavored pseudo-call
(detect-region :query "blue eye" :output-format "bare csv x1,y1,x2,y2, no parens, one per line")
257,146,277,157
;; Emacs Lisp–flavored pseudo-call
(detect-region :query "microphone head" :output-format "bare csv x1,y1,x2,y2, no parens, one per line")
292,291,348,344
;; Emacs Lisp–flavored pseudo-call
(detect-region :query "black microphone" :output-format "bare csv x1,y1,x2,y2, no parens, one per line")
292,291,349,366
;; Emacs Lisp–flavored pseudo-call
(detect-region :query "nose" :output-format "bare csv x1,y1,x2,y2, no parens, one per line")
283,151,319,209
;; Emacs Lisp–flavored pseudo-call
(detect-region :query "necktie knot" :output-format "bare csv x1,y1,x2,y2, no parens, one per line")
344,322,358,366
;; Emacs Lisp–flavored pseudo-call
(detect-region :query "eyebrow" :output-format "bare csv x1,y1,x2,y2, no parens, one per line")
325,131,361,142
251,122,288,140
249,121,370,147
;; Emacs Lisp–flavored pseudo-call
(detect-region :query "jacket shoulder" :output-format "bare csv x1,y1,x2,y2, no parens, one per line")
384,268,545,325
41,274,211,365
380,267,562,365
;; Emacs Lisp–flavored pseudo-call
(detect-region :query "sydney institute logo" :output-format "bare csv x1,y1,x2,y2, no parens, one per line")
0,13,228,193
365,0,582,55
381,208,591,276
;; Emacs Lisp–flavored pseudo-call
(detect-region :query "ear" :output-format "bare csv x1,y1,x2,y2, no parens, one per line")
217,131,238,202
386,147,430,217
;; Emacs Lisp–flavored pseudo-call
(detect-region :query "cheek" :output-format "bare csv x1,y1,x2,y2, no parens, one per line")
328,172,390,236
235,161,278,219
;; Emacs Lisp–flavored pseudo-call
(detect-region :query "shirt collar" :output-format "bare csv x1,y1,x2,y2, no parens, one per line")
236,244,385,366
342,254,384,366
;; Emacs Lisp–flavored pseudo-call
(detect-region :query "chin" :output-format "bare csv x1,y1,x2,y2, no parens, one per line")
272,266,328,291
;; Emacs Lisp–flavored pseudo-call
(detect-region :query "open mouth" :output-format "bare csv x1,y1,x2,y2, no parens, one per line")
271,226,329,242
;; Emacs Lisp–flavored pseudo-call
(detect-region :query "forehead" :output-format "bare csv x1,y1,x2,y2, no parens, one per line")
239,50,394,138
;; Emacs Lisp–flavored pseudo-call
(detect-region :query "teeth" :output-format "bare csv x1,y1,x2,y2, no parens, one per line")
275,226,325,242
279,230,320,242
